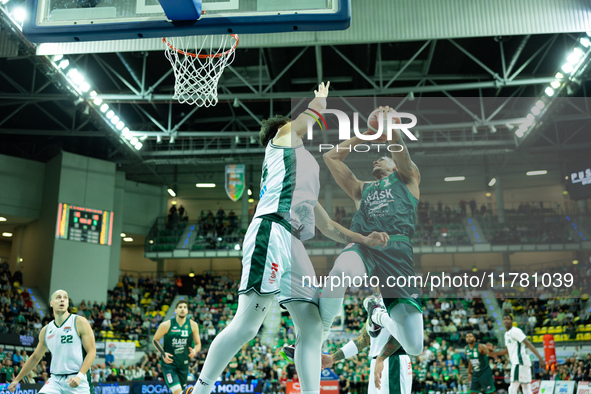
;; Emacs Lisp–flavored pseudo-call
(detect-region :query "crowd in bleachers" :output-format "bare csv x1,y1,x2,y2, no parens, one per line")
0,261,43,337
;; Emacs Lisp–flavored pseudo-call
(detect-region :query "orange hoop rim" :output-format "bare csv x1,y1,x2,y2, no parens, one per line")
162,34,239,59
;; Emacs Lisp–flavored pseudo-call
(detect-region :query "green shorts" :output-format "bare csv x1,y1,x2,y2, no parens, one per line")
341,235,422,313
161,364,188,391
470,369,495,394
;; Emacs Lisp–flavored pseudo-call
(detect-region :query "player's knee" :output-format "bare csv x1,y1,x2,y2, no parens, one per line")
405,339,423,356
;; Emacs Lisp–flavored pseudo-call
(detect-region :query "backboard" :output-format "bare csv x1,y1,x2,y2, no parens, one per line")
23,0,351,43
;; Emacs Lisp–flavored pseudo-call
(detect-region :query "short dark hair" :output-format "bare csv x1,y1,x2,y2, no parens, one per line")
176,300,188,308
503,314,514,321
259,115,291,147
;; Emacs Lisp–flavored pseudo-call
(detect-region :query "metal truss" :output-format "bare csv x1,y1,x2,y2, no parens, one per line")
1,9,590,182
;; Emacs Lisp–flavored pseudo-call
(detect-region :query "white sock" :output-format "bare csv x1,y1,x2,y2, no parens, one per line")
193,375,216,394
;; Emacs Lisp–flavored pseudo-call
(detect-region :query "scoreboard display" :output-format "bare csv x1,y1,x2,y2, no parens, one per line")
566,162,591,201
56,203,114,245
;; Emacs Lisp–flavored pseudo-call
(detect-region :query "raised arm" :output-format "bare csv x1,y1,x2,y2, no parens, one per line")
274,82,330,144
153,320,174,364
314,203,388,247
382,107,421,190
323,139,367,205
8,326,48,391
67,316,96,388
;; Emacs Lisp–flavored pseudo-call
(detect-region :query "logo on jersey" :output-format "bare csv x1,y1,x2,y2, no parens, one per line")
269,263,279,284
198,379,209,386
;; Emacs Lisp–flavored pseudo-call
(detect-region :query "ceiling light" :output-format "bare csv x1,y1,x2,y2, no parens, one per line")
234,244,241,251
130,137,138,145
444,176,465,182
120,233,126,237
79,82,91,92
488,178,496,187
472,125,478,134
189,270,195,277
156,135,162,144
170,135,175,144
116,122,125,131
248,198,254,203
89,91,97,97
100,104,109,113
110,115,120,125
485,192,492,197
167,189,176,197
2,232,13,237
196,183,216,188
573,260,579,265
106,110,114,119
171,200,177,205
567,48,584,64
489,125,497,133
526,170,547,176
123,237,133,242
531,106,541,116
515,129,525,138
545,87,555,96
555,72,564,79
93,97,103,106
58,59,69,69
435,241,441,247
134,142,143,150
247,189,252,196
0,217,6,222
551,81,561,89
561,63,574,74
12,7,26,23
580,37,591,48
52,54,63,62
535,100,545,109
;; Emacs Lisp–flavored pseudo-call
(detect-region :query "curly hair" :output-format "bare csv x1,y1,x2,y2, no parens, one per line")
259,115,291,147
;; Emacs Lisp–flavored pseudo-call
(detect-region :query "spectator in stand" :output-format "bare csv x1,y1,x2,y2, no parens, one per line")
459,199,467,216
469,198,477,216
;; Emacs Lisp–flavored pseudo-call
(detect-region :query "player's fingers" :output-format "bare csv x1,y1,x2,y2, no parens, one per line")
325,81,330,89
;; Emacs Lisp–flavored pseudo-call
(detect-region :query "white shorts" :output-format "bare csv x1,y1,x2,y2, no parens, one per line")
369,355,412,394
238,215,318,305
510,364,532,384
40,374,92,394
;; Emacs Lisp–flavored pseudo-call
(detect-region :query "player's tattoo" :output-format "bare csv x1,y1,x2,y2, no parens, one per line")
353,329,371,351
332,227,353,243
332,348,346,362
378,335,401,359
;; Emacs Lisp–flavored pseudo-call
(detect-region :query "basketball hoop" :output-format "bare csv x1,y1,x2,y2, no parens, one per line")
163,34,238,107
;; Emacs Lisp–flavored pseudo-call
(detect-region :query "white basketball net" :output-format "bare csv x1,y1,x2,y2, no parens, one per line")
163,34,238,107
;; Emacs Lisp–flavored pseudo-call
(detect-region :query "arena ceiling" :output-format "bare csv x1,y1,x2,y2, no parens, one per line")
1,9,591,198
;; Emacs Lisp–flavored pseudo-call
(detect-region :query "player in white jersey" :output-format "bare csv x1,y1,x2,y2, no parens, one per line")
491,315,544,394
8,289,96,394
188,82,388,394
321,298,411,394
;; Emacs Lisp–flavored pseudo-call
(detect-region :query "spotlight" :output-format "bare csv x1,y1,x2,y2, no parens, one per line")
233,98,240,108
489,125,497,133
157,135,162,144
170,135,175,144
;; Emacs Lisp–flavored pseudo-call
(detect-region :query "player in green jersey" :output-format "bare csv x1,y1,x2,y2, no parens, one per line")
465,333,496,394
153,300,201,394
320,106,423,357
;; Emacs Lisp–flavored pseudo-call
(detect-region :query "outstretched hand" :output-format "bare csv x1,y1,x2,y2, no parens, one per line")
314,81,330,98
